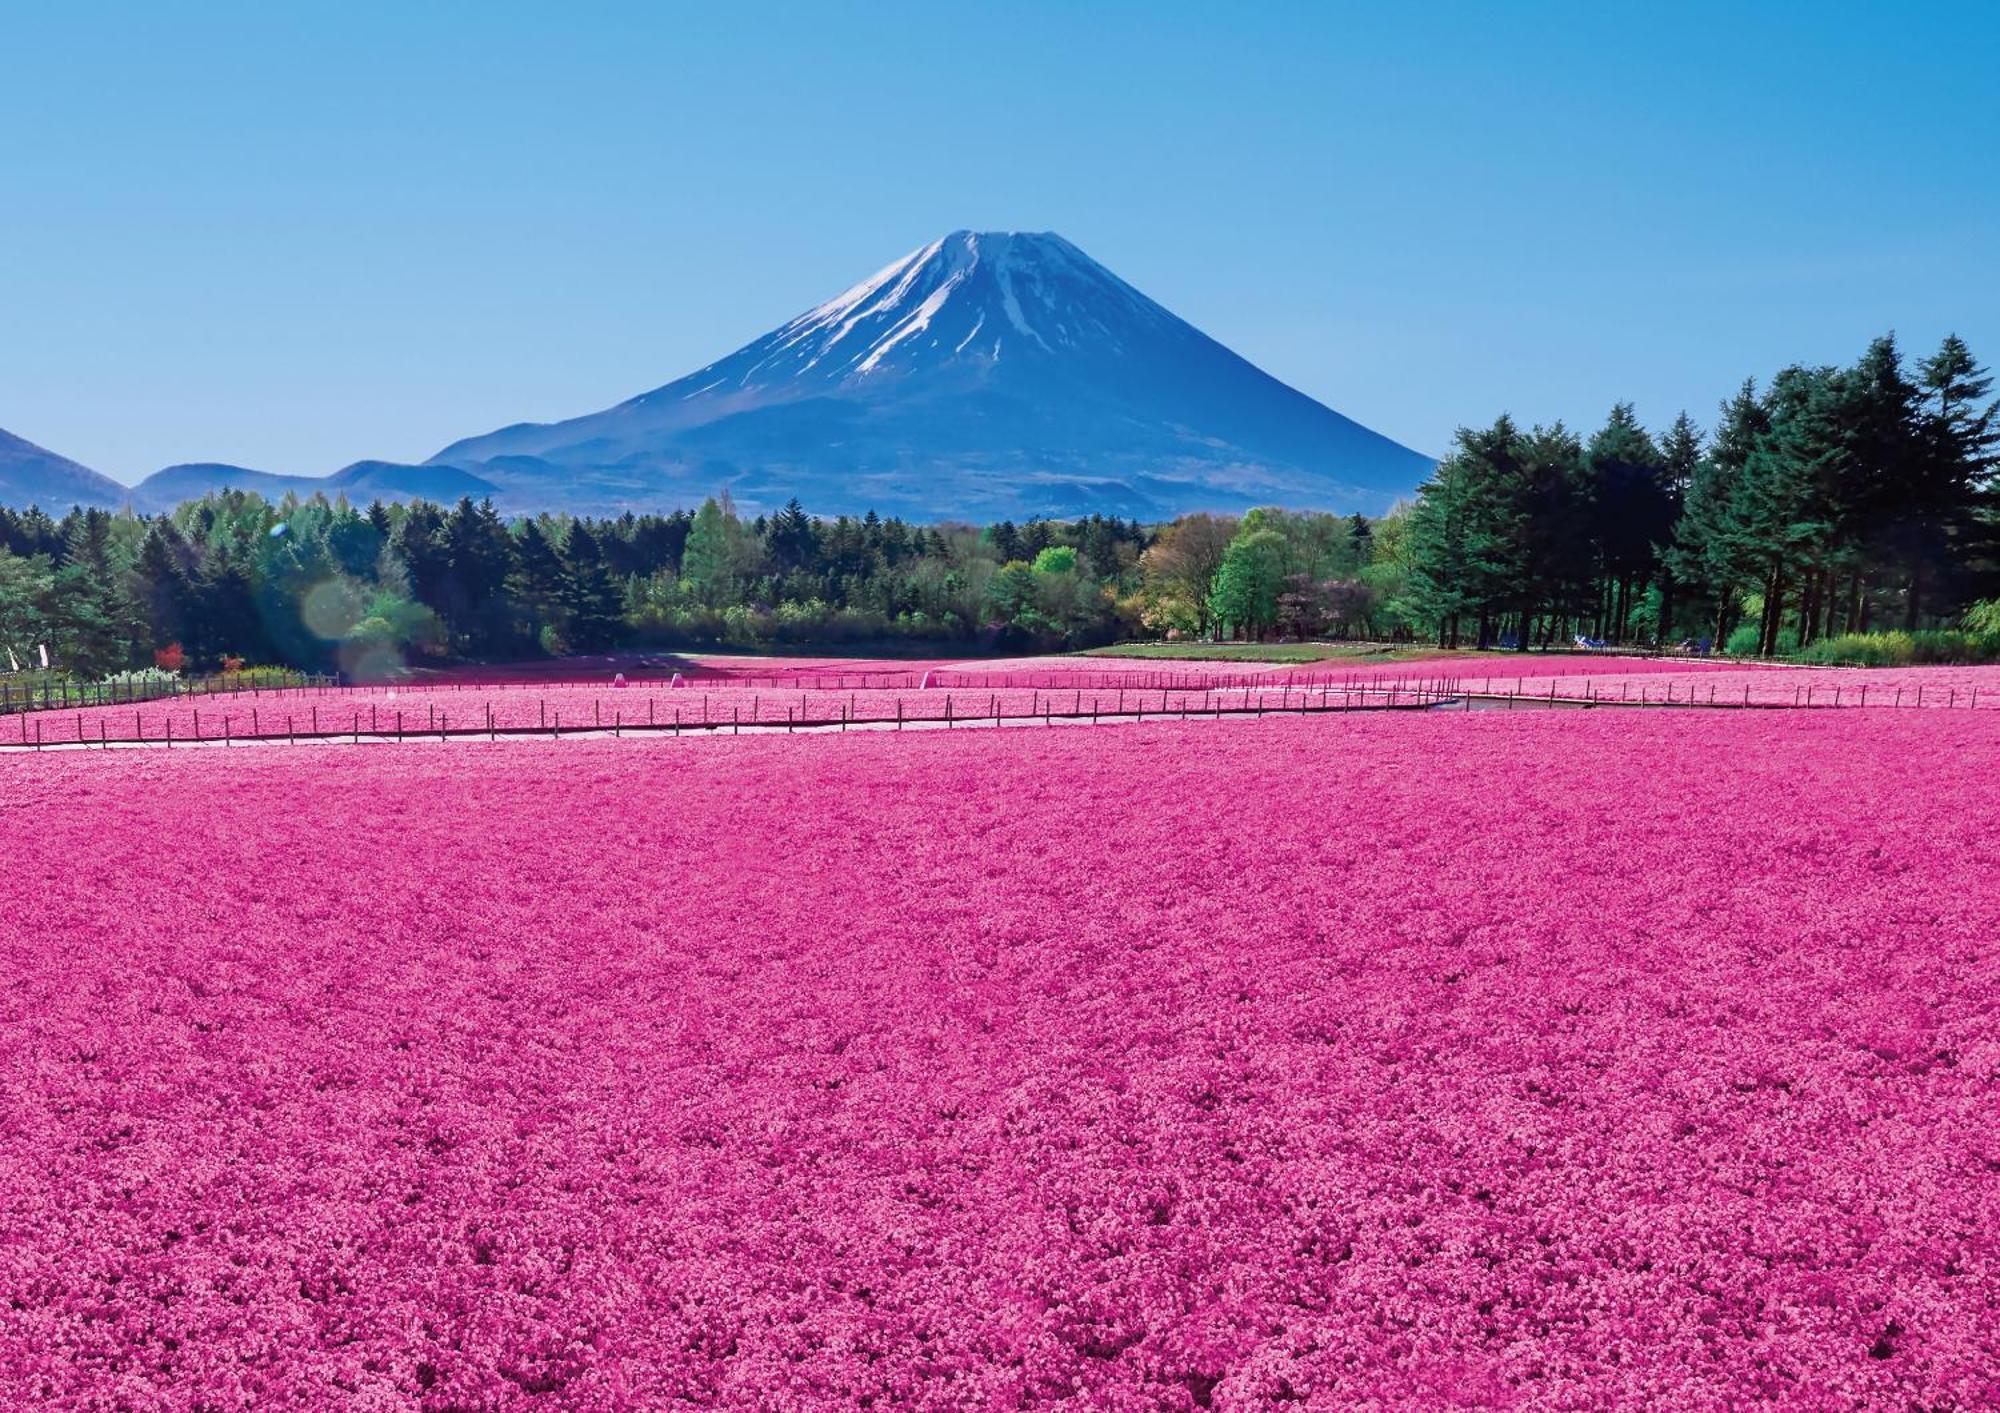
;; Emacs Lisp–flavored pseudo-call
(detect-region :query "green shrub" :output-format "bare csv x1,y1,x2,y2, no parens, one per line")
1794,630,2000,666
1725,625,1798,656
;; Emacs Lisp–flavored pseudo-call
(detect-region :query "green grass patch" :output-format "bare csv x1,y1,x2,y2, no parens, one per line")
1790,630,2000,667
1085,641,1453,664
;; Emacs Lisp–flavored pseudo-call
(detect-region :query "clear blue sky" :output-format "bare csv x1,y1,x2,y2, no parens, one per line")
4,1,1996,486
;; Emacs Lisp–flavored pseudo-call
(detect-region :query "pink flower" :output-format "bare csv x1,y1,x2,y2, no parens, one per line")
1,707,1994,1406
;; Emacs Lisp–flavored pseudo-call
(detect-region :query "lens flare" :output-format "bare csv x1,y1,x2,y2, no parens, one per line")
300,579,366,640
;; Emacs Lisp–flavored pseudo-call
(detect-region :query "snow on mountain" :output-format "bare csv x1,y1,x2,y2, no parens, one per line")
1,233,1432,522
430,230,1433,520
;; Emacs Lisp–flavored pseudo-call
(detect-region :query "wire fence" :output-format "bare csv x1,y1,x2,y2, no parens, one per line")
3,647,1970,719
5,672,1995,752
10,680,1461,750
0,670,333,716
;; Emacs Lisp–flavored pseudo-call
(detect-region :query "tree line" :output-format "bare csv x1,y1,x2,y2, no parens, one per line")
0,482,1407,678
0,493,1165,677
2,332,1993,678
1398,333,1997,654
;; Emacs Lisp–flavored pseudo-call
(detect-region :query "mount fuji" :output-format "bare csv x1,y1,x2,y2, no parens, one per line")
430,231,1432,520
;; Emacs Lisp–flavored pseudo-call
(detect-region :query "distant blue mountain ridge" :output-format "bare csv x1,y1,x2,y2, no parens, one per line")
133,460,499,512
0,431,495,516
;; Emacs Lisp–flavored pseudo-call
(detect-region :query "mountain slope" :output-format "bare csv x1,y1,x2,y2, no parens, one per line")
431,231,1432,519
0,428,131,511
134,463,312,507
133,460,499,512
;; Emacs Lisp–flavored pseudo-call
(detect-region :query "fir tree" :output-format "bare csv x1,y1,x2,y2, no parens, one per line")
506,519,569,649
560,522,625,651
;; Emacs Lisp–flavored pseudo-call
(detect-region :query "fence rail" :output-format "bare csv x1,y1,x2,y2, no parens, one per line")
0,670,334,716
6,681,1455,750
5,673,1994,753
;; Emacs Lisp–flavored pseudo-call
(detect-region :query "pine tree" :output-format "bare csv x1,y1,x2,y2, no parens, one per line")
187,547,269,667
326,505,384,580
1458,415,1534,646
1672,380,1766,647
1080,515,1122,578
1345,513,1373,564
1840,335,1928,630
50,508,137,670
1585,404,1669,642
440,498,516,654
506,519,569,650
561,522,625,650
1511,422,1593,648
1403,452,1478,646
767,497,817,574
135,521,196,657
1734,366,1849,654
1655,412,1703,642
1909,334,1999,624
392,501,451,610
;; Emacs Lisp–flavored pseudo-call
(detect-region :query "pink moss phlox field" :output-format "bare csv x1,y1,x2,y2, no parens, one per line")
15,659,2000,747
1294,655,1749,682
10,680,1437,746
4,710,1998,1407
1278,657,2000,690
1467,664,2000,704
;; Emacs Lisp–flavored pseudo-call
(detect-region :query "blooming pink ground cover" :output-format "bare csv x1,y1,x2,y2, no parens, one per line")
3,710,1997,1407
1254,655,2000,708
8,679,1427,747
1285,654,1745,681
1451,663,2000,707
14,659,2000,749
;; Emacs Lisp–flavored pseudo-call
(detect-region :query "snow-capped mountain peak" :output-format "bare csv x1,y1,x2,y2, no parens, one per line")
427,230,1432,520
694,231,1176,394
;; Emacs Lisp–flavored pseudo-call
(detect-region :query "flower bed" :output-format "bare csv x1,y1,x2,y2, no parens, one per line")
3,710,1995,1406
6,678,1437,747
